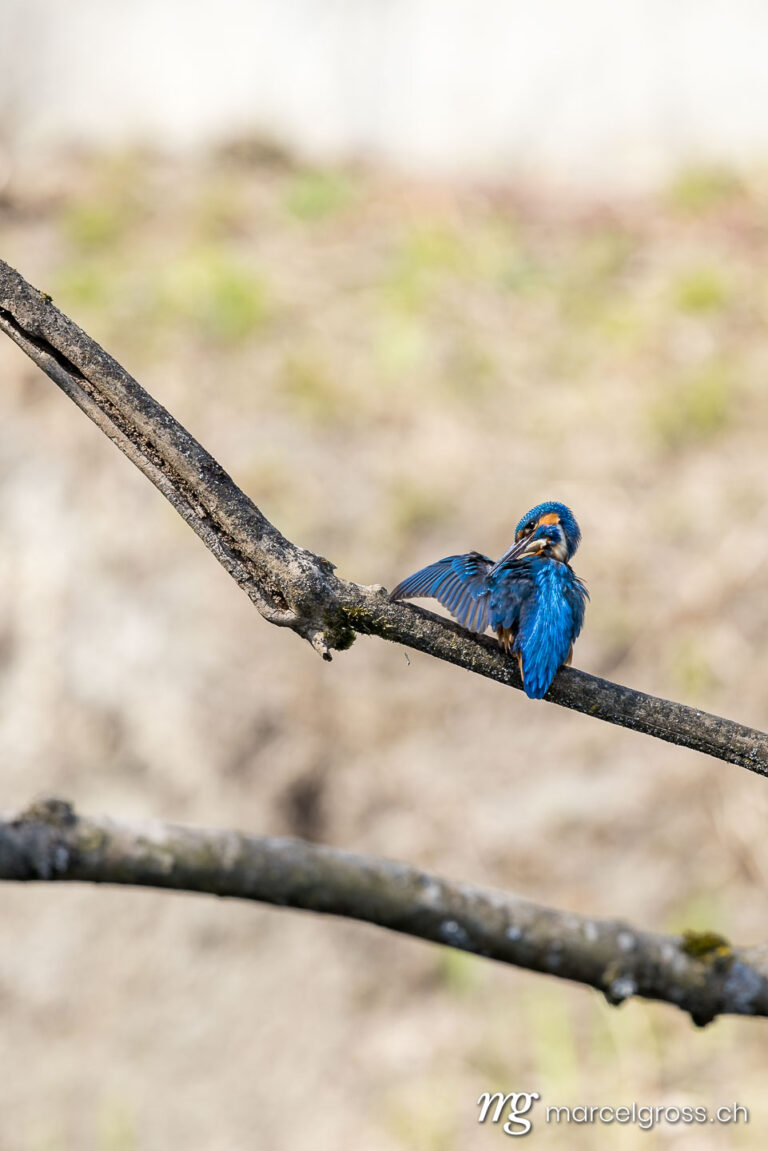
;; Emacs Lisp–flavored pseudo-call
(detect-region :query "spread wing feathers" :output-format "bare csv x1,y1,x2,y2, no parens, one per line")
389,552,494,633
488,564,535,632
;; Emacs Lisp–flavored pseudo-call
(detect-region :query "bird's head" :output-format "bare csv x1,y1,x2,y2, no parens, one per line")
514,501,581,561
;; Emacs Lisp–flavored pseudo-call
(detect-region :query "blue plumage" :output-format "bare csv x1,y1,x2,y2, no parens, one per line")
389,501,588,699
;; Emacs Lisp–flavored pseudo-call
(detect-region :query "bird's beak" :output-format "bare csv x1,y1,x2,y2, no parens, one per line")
518,536,548,558
493,533,547,569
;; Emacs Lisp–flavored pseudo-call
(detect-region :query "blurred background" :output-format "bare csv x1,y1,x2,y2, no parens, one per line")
2,2,768,1148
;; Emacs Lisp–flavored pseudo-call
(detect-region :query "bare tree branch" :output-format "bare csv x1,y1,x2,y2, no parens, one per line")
2,257,768,782
3,797,766,1027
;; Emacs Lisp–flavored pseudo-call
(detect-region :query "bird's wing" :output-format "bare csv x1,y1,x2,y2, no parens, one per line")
389,552,494,633
562,570,590,637
487,560,536,633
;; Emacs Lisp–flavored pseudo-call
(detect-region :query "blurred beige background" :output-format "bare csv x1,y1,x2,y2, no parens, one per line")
2,5,768,1150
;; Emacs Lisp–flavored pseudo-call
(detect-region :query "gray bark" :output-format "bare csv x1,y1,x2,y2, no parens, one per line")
3,798,766,1028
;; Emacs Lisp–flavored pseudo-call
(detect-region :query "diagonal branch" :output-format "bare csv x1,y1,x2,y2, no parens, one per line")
2,258,768,778
4,797,767,1027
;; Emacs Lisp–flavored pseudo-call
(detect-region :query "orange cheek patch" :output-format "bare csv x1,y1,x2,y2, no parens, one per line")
538,512,560,526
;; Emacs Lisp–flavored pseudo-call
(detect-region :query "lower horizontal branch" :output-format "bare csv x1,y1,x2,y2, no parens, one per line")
5,798,768,1027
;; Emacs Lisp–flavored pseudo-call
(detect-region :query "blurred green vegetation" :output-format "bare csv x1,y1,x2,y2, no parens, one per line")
432,947,485,996
666,892,729,938
668,636,720,697
60,150,147,252
46,150,768,457
96,1098,137,1151
648,364,733,450
386,1091,457,1151
667,164,748,215
156,246,269,343
280,351,347,424
387,478,453,544
523,983,583,1100
673,267,730,314
284,168,355,221
383,225,470,314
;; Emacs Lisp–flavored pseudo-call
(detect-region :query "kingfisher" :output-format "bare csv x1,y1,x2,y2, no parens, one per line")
389,501,588,699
